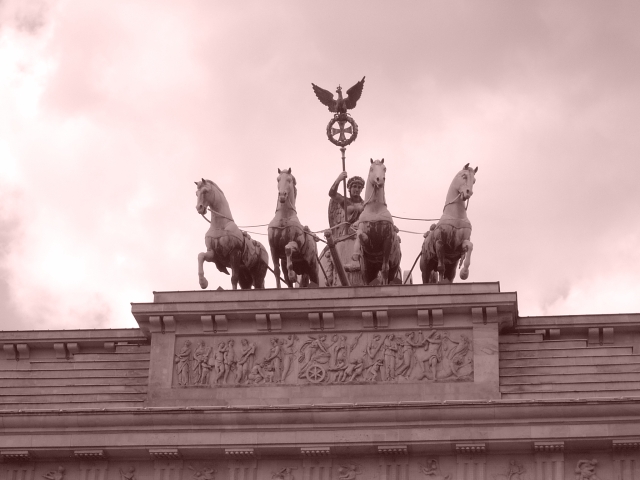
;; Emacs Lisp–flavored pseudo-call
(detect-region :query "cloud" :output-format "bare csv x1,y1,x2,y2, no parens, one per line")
0,0,639,330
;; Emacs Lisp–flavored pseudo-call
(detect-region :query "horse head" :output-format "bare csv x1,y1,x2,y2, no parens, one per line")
195,178,213,215
276,168,297,208
368,158,386,189
453,163,478,201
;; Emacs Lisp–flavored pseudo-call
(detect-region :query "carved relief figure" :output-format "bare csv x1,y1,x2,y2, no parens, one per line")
174,330,473,387
43,467,65,480
189,466,216,480
382,334,399,381
338,464,362,480
366,334,384,366
447,334,473,377
364,359,384,381
272,468,296,480
263,337,284,382
507,461,525,480
224,339,237,384
192,340,207,384
237,339,256,384
298,335,331,382
395,333,415,378
494,461,525,480
575,460,601,480
120,467,137,480
420,460,450,480
213,342,228,384
175,340,193,386
200,345,214,385
281,334,298,381
422,331,444,381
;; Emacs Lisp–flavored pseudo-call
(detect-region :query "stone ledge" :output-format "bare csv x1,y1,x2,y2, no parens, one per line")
455,443,485,454
1,450,31,461
534,441,564,452
300,447,330,457
149,448,180,460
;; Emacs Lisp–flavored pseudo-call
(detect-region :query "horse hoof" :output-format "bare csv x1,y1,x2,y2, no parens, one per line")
199,276,208,289
460,268,469,280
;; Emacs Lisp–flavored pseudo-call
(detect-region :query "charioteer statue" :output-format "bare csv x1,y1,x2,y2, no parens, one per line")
319,171,366,286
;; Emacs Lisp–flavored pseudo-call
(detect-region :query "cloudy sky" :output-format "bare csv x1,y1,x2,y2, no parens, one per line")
1,0,639,330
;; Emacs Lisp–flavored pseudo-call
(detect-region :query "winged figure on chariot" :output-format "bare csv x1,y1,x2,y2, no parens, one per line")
318,171,366,286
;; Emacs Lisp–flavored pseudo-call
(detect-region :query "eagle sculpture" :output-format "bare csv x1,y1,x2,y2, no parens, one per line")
311,77,365,115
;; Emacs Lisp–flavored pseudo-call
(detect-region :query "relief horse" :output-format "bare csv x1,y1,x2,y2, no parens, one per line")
353,159,402,285
268,168,319,288
195,179,269,290
420,164,477,283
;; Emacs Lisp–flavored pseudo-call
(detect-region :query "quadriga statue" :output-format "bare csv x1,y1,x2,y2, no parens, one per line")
352,159,402,285
195,179,269,289
420,164,477,283
268,168,319,288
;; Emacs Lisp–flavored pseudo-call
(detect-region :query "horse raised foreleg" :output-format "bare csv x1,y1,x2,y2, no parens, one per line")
284,241,299,285
197,250,215,289
459,240,474,280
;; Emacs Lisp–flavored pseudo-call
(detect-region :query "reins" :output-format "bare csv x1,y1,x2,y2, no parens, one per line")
442,192,470,211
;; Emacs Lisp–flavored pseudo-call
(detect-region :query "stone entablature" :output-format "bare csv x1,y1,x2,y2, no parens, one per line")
4,283,640,480
131,283,516,405
0,454,637,480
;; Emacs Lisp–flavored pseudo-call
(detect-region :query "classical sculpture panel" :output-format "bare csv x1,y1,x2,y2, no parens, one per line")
172,330,473,387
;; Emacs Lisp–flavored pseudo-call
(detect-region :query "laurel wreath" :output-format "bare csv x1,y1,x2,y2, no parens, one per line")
326,115,359,147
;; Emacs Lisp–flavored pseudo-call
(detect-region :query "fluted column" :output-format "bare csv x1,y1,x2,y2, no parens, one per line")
534,442,564,480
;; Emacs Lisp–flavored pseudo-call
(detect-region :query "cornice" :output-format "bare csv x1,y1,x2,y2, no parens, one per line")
3,397,640,431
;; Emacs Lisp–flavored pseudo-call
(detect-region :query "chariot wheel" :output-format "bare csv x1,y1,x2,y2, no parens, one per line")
306,364,326,383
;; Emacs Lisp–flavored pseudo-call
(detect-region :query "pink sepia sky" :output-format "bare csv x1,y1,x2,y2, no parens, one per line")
1,0,639,330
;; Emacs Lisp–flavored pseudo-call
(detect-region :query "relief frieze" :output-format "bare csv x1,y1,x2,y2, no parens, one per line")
173,329,473,387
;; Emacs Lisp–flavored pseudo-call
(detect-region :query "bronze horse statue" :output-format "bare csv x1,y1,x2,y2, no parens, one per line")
195,179,269,289
420,164,477,283
353,159,402,285
268,168,319,288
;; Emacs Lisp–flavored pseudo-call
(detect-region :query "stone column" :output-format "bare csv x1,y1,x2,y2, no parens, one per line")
226,452,257,480
457,457,486,480
301,448,331,480
613,457,639,480
152,460,183,480
78,462,108,480
377,446,408,480
534,443,565,480
302,458,331,480
613,441,640,480
4,464,34,480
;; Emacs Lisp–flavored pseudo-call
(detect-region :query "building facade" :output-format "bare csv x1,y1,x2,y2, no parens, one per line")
2,283,640,480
